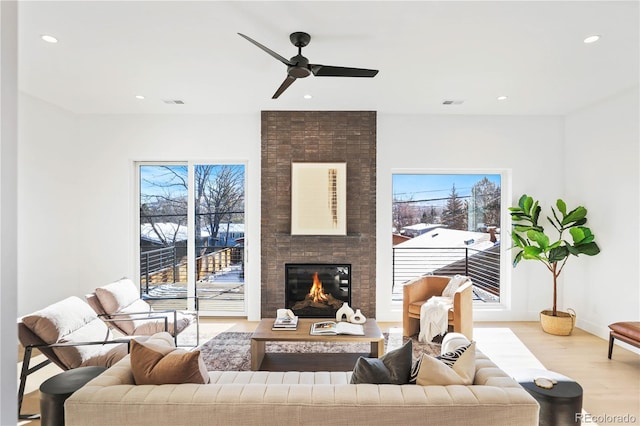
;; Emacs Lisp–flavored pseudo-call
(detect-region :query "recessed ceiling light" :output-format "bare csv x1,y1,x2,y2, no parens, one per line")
497,95,508,101
583,35,601,44
40,34,58,44
303,94,312,99
135,95,145,100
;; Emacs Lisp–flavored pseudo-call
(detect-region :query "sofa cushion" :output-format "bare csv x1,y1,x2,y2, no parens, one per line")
412,341,476,385
350,339,412,384
130,338,209,385
95,279,160,335
108,299,154,335
95,278,142,314
132,310,193,336
609,322,640,341
21,296,99,344
20,296,126,369
56,318,117,368
408,301,453,320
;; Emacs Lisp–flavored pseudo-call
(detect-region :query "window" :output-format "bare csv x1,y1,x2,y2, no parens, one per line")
138,162,246,314
392,173,504,304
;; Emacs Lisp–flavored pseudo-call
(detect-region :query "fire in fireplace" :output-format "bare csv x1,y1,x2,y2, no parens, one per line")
285,264,351,318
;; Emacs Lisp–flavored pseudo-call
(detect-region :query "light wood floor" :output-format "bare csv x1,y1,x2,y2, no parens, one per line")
18,320,639,426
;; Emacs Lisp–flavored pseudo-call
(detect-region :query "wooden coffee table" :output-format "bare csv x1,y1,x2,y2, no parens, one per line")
250,318,384,371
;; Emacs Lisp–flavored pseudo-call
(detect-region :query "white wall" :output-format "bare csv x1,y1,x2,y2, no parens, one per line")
18,95,638,331
564,88,640,344
376,114,565,321
18,95,80,313
17,98,262,318
1,1,18,421
74,112,262,320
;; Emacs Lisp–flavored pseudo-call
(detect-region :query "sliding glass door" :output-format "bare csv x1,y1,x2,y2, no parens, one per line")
138,162,246,315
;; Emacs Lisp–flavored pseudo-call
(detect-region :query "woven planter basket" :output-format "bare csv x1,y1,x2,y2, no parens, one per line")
540,309,576,336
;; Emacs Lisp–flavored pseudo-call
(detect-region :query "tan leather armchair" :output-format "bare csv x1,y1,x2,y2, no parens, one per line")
403,275,473,340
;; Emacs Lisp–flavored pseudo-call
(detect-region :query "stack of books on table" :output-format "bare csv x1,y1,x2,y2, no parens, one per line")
272,316,299,330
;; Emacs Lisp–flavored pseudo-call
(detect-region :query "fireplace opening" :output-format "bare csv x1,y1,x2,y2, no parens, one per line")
285,263,351,318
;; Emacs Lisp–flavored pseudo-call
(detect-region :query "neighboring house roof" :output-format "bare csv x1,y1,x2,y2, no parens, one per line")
395,227,496,250
392,234,411,245
401,223,444,233
140,222,245,244
140,222,189,244
393,228,499,282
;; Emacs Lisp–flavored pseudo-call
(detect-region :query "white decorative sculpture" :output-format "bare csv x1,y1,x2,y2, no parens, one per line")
350,309,366,324
335,302,355,322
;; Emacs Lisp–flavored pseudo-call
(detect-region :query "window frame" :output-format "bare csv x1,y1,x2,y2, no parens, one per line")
388,168,512,314
133,160,249,315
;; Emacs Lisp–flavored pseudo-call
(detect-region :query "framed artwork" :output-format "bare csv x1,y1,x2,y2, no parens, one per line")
291,162,347,235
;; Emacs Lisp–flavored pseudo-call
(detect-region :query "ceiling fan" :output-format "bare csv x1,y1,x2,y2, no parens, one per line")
238,32,379,99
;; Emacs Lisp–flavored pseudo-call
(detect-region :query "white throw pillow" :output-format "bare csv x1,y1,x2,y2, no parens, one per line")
413,341,476,385
442,275,468,297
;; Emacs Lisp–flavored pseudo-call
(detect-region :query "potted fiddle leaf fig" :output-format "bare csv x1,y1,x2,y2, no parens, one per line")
509,194,601,335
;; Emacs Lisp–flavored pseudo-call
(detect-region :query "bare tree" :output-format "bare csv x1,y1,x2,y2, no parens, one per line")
140,166,188,246
198,165,245,246
140,165,245,249
471,177,501,228
392,196,416,233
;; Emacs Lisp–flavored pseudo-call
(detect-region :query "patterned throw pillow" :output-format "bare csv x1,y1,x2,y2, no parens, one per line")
410,342,475,385
437,342,471,367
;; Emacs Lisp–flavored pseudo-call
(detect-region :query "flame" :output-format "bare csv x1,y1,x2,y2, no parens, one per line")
308,272,329,303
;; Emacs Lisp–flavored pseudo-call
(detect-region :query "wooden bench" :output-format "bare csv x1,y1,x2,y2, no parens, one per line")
608,321,640,359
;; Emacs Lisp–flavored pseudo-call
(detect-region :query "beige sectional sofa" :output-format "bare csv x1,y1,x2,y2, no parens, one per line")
65,333,539,426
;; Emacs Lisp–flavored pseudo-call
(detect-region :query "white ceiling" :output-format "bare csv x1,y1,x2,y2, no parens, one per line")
18,1,639,115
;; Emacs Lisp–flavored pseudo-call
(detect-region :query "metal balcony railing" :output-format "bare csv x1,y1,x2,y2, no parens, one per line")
140,245,244,293
392,244,501,300
140,246,178,290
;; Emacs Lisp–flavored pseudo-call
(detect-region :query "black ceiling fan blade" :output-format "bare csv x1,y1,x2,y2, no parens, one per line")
272,75,297,99
310,65,378,78
238,33,294,66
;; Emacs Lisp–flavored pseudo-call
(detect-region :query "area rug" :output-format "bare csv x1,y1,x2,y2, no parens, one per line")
198,332,441,371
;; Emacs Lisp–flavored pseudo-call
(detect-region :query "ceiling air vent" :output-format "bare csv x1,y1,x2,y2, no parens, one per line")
163,99,185,105
442,99,464,105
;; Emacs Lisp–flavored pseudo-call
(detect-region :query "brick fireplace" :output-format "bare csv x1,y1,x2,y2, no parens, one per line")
261,111,377,319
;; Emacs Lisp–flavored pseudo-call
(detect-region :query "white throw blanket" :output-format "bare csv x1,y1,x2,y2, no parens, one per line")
418,296,453,343
418,275,469,343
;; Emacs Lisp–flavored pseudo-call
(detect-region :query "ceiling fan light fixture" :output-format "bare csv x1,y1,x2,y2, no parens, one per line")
40,34,58,43
583,35,601,44
303,94,312,99
497,95,508,101
135,95,145,100
238,32,378,99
